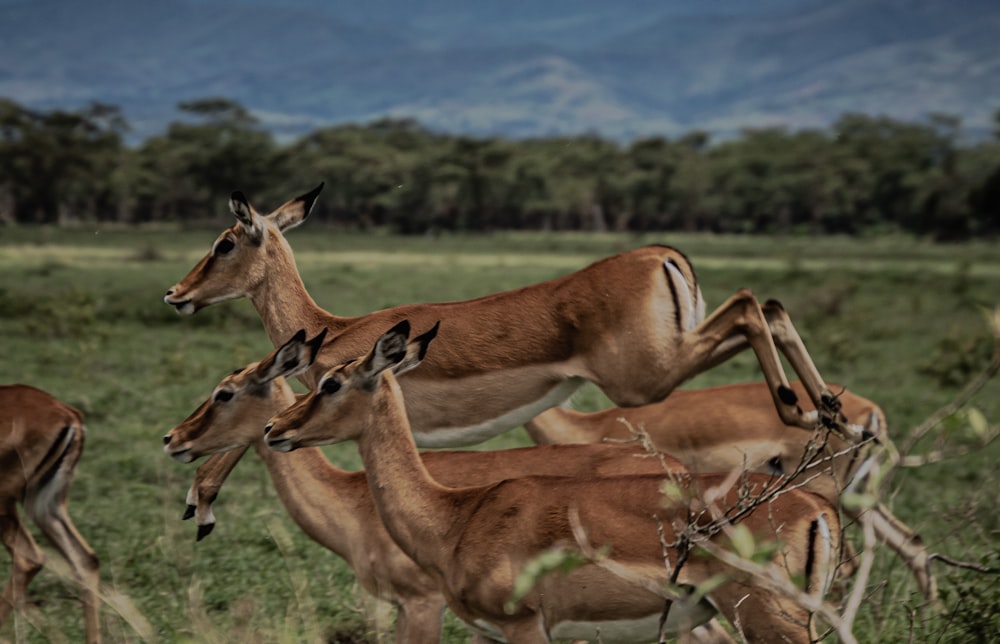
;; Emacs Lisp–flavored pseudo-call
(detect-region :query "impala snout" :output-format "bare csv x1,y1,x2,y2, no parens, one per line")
164,287,197,315
162,432,196,463
263,421,294,451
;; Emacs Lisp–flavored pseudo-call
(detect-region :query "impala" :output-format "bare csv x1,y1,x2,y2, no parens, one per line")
163,184,846,451
524,382,939,604
1,385,101,643
163,329,747,643
263,322,842,643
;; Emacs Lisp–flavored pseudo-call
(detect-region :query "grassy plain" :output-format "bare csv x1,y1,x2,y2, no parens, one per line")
0,224,998,643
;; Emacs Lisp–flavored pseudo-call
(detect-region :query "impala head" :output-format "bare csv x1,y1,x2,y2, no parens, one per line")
164,183,324,314
265,319,438,451
162,328,328,462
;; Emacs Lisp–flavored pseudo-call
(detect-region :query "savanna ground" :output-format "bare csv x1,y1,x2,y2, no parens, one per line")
0,225,998,643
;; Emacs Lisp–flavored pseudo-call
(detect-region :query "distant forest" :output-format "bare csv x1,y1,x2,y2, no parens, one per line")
2,97,999,239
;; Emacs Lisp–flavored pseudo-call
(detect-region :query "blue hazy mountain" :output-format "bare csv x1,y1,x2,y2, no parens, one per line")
1,0,997,141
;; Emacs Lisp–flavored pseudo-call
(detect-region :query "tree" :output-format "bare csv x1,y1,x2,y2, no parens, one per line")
286,119,440,231
705,128,804,234
0,100,127,224
434,136,513,231
625,136,677,232
133,98,280,222
546,135,628,232
831,112,971,237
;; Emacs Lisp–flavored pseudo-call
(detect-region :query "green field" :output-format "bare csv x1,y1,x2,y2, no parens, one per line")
1,225,998,643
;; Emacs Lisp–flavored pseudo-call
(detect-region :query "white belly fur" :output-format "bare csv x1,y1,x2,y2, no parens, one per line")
411,377,586,448
550,600,718,642
467,601,718,643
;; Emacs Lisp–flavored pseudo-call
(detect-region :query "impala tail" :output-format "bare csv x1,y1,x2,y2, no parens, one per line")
661,248,706,333
805,512,839,602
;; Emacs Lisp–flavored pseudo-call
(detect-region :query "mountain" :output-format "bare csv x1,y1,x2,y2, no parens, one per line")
0,0,997,142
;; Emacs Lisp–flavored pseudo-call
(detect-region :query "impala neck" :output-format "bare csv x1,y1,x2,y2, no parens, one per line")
237,378,367,560
356,373,458,569
248,238,349,351
251,439,367,560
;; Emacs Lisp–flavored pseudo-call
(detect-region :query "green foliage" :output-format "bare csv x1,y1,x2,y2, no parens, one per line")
936,548,1000,643
917,329,994,387
3,97,1000,238
0,286,97,338
0,99,126,225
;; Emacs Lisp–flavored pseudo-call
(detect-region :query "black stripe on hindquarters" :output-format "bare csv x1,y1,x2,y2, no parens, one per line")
663,260,684,333
35,425,76,494
671,247,699,304
804,518,819,591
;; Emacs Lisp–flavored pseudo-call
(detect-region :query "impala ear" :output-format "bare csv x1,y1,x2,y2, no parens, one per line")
360,320,411,382
306,327,328,366
268,182,324,232
395,320,439,376
257,329,311,383
230,190,265,243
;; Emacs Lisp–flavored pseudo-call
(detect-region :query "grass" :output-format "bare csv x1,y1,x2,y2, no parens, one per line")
0,224,998,642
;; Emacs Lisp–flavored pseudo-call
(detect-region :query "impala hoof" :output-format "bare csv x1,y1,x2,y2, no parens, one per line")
183,504,196,520
197,522,215,542
820,390,843,414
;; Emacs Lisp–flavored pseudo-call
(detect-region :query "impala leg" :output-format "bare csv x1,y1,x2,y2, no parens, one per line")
469,634,504,644
698,299,843,426
760,300,843,421
683,289,813,430
840,434,937,604
392,598,446,644
713,582,814,644
23,431,101,643
28,495,101,644
184,447,249,540
497,617,551,644
862,504,939,607
0,508,45,625
687,619,738,643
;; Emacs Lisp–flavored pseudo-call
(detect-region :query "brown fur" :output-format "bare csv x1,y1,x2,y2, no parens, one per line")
0,385,100,643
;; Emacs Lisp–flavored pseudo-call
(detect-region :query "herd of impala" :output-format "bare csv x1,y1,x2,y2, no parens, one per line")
1,184,941,643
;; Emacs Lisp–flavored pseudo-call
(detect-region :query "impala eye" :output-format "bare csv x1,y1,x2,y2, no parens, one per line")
320,378,341,395
215,238,235,255
214,390,234,402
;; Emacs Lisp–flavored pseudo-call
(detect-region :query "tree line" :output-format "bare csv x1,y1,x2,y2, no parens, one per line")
2,96,999,239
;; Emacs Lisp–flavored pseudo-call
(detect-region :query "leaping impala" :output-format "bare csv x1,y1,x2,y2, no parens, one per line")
1,385,101,644
163,184,846,448
524,381,940,604
262,321,843,644
162,329,739,643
